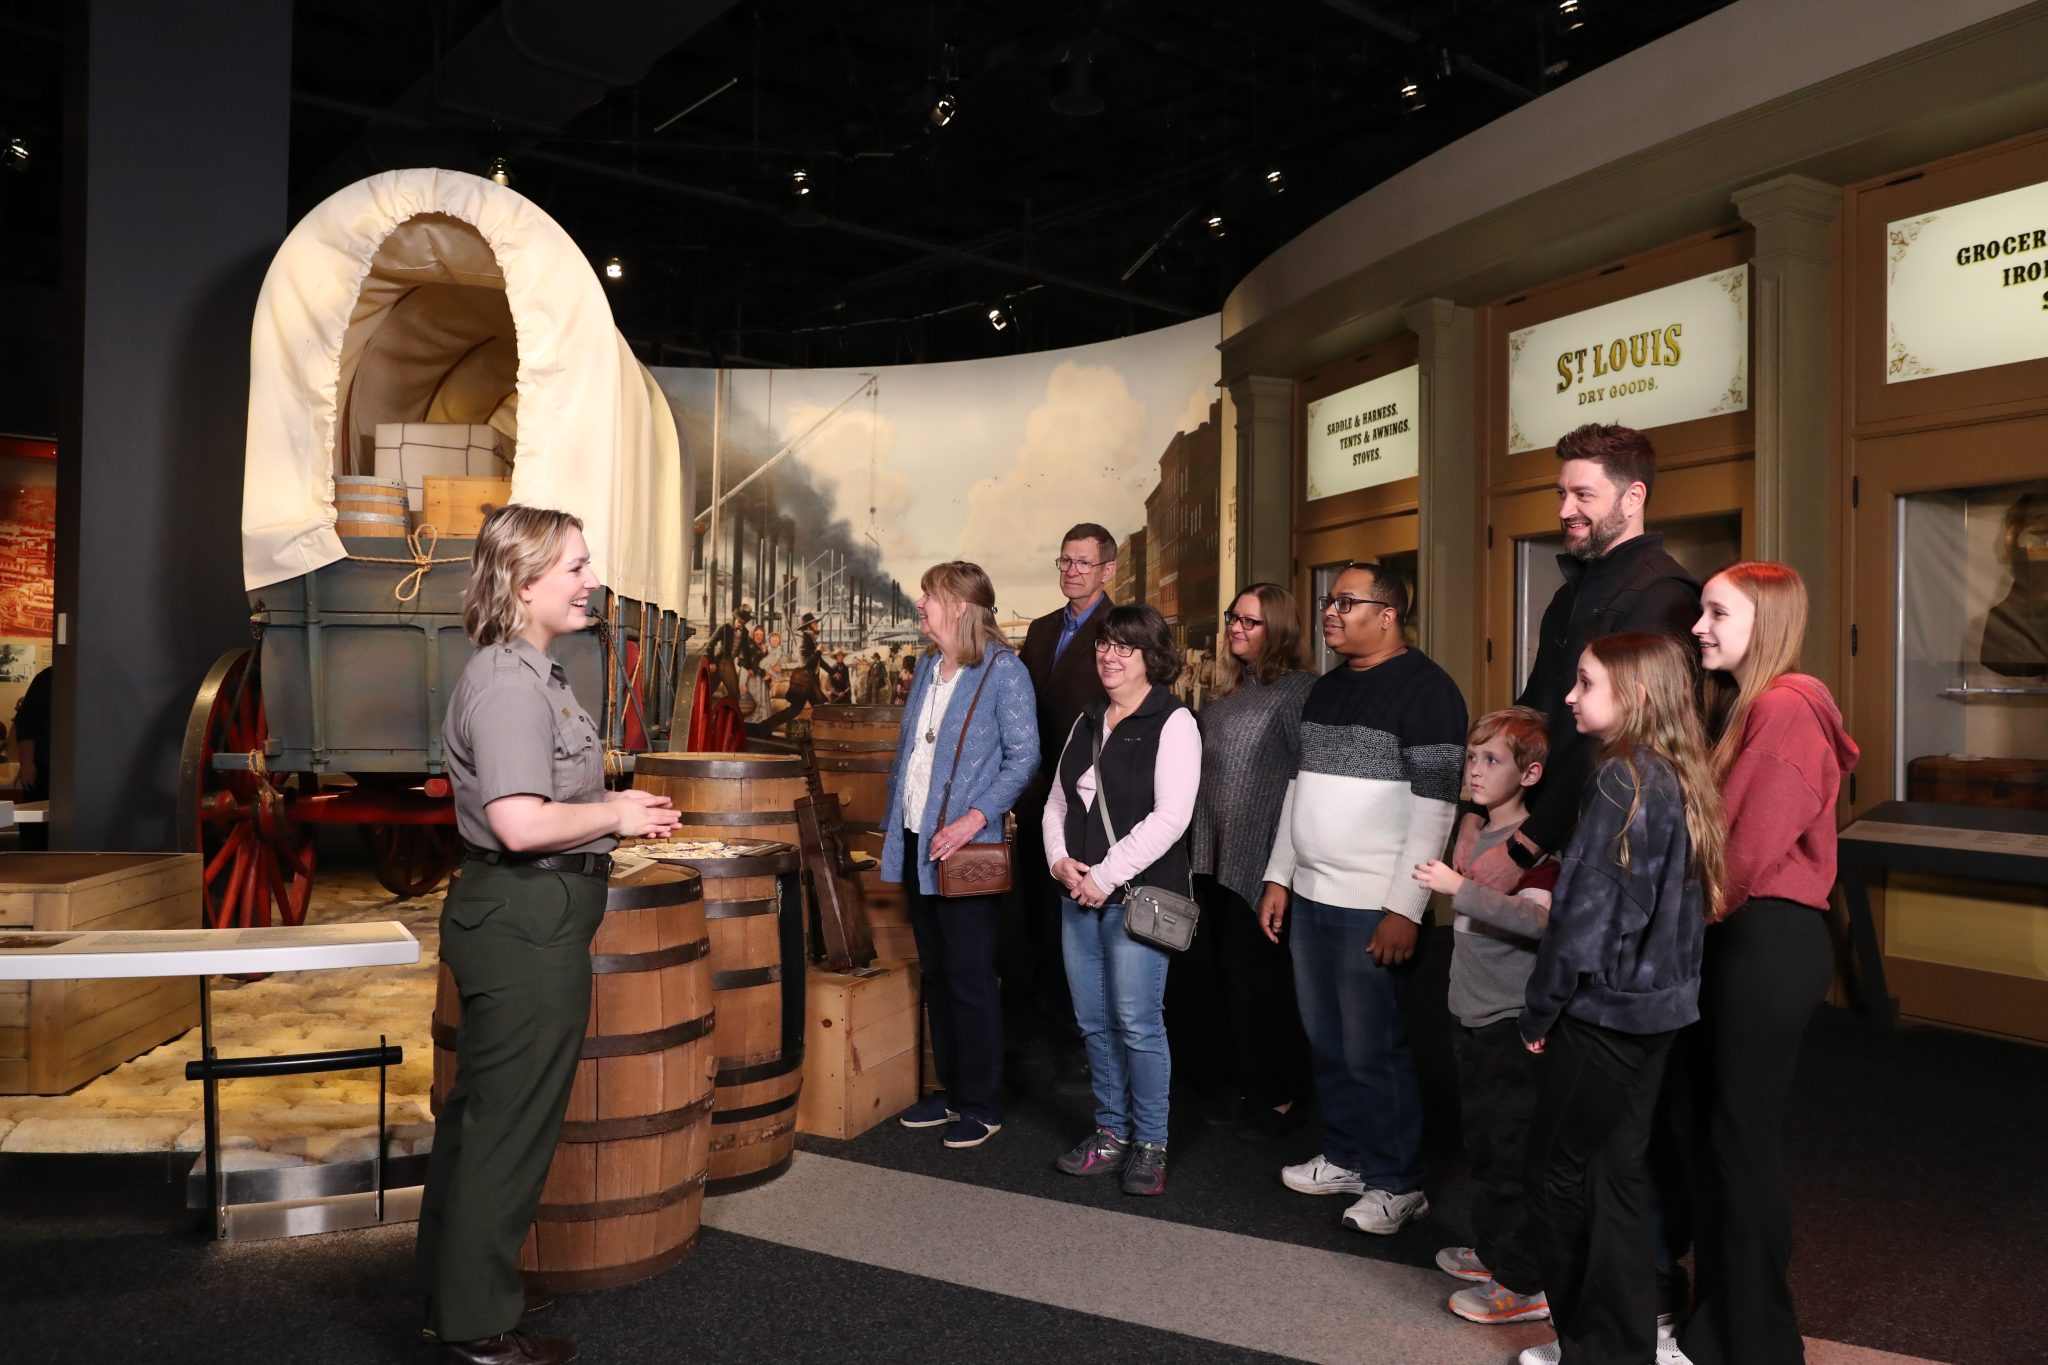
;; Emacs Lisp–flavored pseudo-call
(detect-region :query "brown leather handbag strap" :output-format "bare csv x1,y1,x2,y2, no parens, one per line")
937,651,1001,830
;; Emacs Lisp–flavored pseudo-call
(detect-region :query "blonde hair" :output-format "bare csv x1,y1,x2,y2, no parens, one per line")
1704,562,1808,781
919,561,1008,667
463,504,585,647
1584,632,1727,920
1209,582,1308,700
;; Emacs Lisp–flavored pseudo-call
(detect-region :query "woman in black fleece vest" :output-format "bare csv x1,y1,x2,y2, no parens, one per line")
1517,633,1725,1365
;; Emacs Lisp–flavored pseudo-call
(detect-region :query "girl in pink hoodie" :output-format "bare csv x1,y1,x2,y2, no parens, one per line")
1678,561,1859,1365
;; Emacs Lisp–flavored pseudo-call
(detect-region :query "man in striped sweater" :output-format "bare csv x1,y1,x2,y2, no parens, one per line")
1257,562,1468,1235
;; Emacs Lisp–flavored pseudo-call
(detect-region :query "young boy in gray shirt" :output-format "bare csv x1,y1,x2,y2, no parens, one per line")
1413,705,1557,1327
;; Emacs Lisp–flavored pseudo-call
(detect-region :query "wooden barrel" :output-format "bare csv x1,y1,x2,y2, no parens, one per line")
334,476,411,537
654,841,808,1192
633,752,805,846
810,705,903,840
432,863,715,1292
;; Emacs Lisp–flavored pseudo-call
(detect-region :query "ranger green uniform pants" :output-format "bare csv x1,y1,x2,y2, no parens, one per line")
417,859,605,1342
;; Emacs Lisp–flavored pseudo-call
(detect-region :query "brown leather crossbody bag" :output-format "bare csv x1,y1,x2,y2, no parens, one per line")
935,656,1015,898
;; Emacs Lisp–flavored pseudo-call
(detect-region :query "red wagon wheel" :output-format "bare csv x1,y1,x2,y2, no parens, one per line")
364,823,461,899
178,648,316,928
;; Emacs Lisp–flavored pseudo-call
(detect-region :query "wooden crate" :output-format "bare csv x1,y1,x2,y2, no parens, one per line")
797,960,920,1140
0,853,203,1095
420,476,513,536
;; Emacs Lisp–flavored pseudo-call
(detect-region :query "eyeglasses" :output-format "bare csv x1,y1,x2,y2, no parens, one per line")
1223,611,1265,629
1055,556,1104,572
1318,595,1393,616
1093,639,1136,658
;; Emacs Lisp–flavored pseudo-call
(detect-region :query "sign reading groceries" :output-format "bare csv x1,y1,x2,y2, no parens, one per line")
1304,365,1420,501
1887,178,2048,383
1506,267,1749,454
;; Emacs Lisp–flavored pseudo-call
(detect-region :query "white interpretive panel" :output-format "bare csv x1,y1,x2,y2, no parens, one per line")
1888,179,2048,382
1304,365,1421,501
1507,267,1749,453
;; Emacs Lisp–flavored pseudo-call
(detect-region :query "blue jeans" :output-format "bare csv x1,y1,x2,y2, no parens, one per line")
1062,898,1171,1144
1288,894,1424,1193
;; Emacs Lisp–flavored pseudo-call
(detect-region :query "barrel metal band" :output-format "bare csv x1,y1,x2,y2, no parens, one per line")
671,810,801,828
589,936,711,974
436,1012,716,1059
815,744,897,757
602,877,704,911
555,1092,716,1145
711,965,781,991
714,1053,802,1087
703,896,779,921
711,1090,801,1124
637,757,800,779
524,1232,699,1294
533,1171,706,1222
678,848,802,877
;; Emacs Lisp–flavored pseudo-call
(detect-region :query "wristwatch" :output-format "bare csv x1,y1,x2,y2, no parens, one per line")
1506,835,1541,870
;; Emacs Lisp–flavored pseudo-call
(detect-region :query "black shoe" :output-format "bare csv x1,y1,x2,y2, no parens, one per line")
420,1290,555,1344
1236,1102,1309,1143
1202,1093,1249,1129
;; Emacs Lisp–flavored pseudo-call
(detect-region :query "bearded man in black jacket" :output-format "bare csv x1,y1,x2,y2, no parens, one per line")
1468,423,1702,893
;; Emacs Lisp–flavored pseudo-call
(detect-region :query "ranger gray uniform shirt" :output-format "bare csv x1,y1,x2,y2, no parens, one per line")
443,637,615,855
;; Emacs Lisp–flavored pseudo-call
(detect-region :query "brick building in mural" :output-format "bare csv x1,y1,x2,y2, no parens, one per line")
1111,528,1148,610
1138,400,1221,651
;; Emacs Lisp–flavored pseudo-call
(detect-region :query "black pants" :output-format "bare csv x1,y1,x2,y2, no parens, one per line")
1453,1016,1544,1295
1200,877,1309,1110
1674,900,1831,1365
1010,811,1080,1056
901,829,1005,1121
1527,1014,1674,1365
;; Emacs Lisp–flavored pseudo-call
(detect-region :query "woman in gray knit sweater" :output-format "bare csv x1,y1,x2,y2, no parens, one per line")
1190,582,1317,1140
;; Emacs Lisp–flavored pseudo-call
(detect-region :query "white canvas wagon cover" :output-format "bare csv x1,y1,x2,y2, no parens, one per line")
240,167,684,608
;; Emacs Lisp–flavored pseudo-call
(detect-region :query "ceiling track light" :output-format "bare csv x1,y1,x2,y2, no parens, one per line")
1399,78,1428,114
785,167,825,227
929,89,958,128
1557,0,1587,32
486,156,513,187
987,304,1011,332
1206,215,1227,240
604,257,624,281
3,136,27,173
1263,165,1287,196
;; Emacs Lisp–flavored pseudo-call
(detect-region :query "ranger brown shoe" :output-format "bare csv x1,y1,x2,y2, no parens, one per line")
439,1328,578,1365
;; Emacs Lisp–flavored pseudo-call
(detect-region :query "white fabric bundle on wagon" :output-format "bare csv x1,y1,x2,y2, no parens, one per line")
239,167,686,609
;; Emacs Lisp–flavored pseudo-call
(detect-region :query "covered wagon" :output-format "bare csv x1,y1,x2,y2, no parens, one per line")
184,168,692,923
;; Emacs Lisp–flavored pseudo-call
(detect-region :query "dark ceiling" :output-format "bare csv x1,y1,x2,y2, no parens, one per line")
3,0,1737,381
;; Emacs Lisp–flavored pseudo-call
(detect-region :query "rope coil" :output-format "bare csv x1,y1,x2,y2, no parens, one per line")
344,525,468,603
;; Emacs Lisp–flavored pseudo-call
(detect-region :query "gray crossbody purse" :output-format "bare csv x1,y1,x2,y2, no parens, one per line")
1090,719,1200,953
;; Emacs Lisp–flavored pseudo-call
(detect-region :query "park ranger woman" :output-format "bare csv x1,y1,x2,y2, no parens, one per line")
417,505,680,1365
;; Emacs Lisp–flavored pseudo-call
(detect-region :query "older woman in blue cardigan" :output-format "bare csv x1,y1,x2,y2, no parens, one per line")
882,560,1039,1148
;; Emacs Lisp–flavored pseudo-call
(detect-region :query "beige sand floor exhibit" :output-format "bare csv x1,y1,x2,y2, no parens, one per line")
0,868,440,1166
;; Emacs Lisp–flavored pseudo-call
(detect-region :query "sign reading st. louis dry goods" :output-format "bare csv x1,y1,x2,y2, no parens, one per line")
1887,178,2048,383
1304,364,1420,501
1506,267,1749,454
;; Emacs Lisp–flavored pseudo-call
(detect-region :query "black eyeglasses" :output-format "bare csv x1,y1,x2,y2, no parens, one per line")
1318,595,1393,616
1093,639,1136,657
1223,611,1265,629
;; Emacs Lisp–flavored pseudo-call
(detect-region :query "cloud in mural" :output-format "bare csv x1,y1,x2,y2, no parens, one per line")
1175,385,1218,437
958,361,1150,610
783,402,918,565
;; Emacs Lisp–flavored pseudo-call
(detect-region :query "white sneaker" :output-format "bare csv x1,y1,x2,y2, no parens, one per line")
1655,1329,1696,1365
1433,1245,1490,1281
1446,1277,1550,1323
1340,1186,1429,1234
1517,1343,1560,1365
1279,1154,1366,1196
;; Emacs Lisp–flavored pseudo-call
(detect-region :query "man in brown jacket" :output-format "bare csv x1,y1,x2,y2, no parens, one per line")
1013,522,1119,1088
